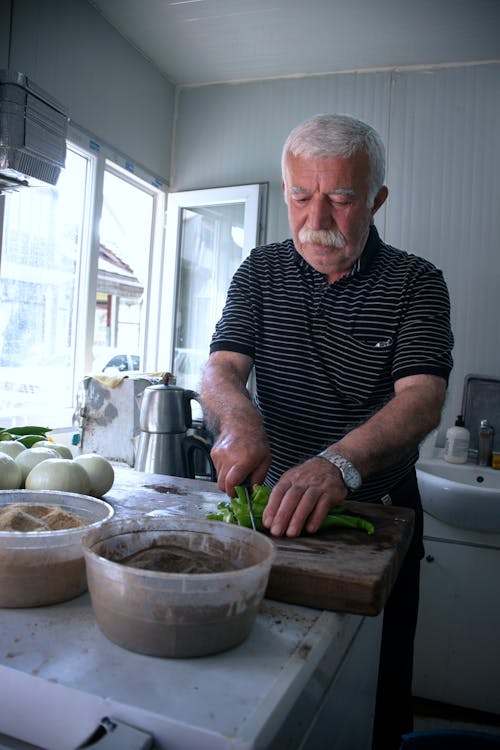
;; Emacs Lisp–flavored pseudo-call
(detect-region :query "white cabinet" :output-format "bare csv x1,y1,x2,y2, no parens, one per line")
413,513,500,714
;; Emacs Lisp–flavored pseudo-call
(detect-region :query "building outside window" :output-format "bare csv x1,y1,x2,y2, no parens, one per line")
0,129,166,431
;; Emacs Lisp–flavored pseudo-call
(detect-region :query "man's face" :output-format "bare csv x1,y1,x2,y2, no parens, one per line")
282,151,387,282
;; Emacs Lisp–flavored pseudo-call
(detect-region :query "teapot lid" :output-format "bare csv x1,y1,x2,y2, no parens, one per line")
145,372,181,392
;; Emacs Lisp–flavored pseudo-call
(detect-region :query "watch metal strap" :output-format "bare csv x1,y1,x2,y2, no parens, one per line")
317,448,362,490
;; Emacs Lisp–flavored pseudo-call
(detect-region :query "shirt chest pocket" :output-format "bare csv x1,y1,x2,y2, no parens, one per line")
326,325,397,404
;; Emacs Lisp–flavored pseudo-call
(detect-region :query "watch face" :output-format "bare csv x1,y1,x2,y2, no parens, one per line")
343,464,362,490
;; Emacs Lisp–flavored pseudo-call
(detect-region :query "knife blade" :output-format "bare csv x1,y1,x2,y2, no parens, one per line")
241,477,256,531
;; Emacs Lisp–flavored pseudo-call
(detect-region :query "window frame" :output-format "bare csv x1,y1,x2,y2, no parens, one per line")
0,123,168,430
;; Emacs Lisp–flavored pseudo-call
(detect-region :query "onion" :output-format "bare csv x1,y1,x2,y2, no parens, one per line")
0,440,27,459
34,441,73,459
74,454,114,498
15,446,60,483
25,458,91,495
0,453,23,489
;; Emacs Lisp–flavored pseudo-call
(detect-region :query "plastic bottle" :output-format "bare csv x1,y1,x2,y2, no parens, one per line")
443,415,470,464
478,419,494,466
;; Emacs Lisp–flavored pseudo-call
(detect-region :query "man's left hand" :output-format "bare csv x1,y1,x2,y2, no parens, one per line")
261,457,348,537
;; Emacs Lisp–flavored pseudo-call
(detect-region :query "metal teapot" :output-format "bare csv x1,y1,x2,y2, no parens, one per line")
135,373,216,480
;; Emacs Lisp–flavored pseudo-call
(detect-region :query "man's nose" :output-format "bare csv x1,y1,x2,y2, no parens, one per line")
307,195,333,229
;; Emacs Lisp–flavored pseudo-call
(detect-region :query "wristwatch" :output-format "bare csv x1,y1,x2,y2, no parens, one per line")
317,449,362,492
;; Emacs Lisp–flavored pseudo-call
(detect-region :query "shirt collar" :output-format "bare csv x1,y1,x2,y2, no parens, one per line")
358,224,382,273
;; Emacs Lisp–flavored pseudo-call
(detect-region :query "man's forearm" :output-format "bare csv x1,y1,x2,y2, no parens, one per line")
332,374,447,477
200,352,271,491
199,353,260,436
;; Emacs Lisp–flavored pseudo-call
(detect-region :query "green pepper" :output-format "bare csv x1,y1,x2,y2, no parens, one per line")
206,501,238,525
206,484,374,535
2,425,51,436
16,434,48,448
320,513,374,535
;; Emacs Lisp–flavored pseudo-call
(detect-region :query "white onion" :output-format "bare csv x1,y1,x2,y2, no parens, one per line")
0,453,23,489
74,454,114,498
34,441,73,459
25,458,91,495
15,446,60,483
0,440,27,459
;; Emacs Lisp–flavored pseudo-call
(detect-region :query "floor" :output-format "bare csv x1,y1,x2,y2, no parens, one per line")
413,697,500,737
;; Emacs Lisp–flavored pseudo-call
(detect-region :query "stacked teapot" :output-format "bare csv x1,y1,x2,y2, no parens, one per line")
135,373,216,480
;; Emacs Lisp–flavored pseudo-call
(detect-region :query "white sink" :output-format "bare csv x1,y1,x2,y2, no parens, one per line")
416,454,500,533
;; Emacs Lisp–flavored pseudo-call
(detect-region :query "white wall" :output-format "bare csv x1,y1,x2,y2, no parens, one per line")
2,0,174,181
385,65,500,438
172,63,500,442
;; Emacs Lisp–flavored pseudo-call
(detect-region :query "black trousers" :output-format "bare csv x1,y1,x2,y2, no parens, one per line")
371,469,424,750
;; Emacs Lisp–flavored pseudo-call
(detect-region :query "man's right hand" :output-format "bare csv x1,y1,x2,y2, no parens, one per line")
210,427,271,497
200,350,271,496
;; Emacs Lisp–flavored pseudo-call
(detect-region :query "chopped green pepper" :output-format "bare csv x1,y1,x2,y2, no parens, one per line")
206,484,374,535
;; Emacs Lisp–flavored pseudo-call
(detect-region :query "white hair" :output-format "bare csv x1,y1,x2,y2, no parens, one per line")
281,113,386,203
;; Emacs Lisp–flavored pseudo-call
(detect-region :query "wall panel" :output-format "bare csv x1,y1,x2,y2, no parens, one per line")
173,63,500,442
173,72,391,242
386,64,500,434
8,0,174,180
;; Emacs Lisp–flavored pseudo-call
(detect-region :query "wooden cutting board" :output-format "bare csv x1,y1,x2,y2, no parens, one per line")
107,467,415,616
265,501,414,615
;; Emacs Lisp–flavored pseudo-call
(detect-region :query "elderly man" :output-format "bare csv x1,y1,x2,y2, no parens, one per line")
200,113,454,750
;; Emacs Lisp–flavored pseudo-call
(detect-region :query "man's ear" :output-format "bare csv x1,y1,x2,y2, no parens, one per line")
372,185,388,216
281,179,288,204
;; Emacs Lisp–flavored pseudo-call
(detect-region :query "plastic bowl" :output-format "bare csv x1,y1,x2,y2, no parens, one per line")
0,490,114,607
82,517,276,658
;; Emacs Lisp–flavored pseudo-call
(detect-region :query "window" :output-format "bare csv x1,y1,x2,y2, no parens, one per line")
0,128,166,430
0,144,91,428
161,184,267,394
92,163,156,374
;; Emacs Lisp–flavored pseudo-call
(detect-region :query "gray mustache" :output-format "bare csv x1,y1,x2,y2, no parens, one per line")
298,227,346,248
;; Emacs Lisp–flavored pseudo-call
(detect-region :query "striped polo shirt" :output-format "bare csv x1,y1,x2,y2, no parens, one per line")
210,225,454,502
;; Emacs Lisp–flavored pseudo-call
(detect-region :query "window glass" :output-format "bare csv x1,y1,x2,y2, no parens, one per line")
0,137,165,431
91,167,153,375
173,203,246,391
162,183,265,401
0,147,91,428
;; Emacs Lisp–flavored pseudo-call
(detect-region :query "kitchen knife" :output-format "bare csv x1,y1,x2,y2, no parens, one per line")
241,477,257,531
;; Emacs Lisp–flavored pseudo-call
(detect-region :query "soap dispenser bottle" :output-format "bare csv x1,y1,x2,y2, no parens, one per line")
443,415,470,464
478,419,494,466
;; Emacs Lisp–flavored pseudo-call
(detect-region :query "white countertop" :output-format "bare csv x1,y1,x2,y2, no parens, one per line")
0,467,383,750
0,593,369,750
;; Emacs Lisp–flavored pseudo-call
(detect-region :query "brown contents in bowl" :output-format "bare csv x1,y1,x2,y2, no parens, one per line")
120,544,239,574
0,503,88,531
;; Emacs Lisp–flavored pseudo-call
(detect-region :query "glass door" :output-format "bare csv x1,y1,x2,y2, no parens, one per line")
161,184,267,396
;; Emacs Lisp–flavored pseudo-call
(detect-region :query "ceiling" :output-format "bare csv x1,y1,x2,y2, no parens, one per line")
88,0,500,87
89,0,500,85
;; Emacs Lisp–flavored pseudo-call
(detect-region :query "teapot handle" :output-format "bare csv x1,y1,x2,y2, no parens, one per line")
182,434,217,481
182,389,202,430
